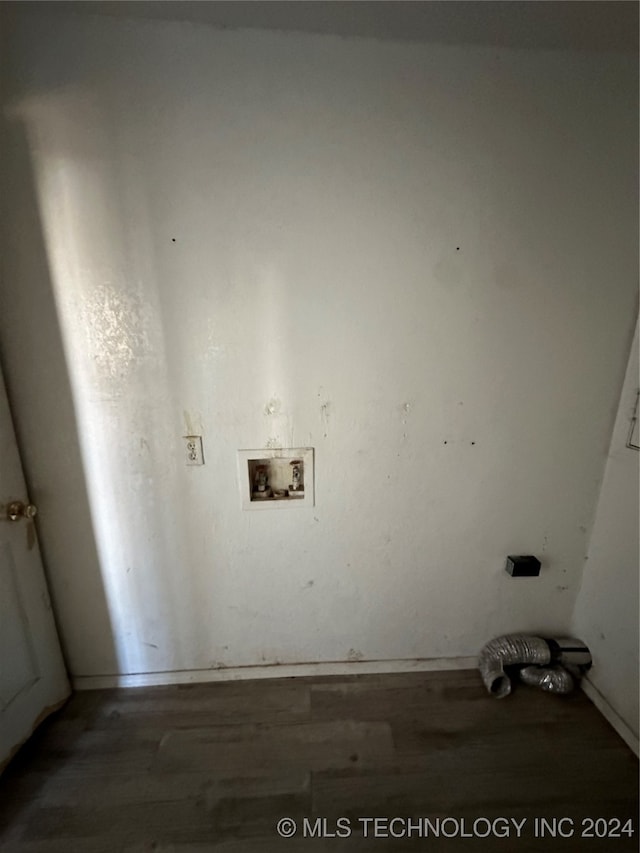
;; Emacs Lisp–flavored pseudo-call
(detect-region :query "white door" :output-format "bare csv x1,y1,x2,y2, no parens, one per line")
0,364,69,771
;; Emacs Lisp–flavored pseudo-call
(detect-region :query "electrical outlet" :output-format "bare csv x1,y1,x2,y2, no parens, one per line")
184,435,204,466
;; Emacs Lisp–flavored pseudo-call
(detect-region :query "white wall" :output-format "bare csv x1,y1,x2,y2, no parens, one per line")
1,9,637,678
573,322,639,743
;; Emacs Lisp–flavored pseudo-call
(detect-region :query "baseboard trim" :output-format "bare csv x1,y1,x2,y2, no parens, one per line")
581,676,639,757
72,656,479,690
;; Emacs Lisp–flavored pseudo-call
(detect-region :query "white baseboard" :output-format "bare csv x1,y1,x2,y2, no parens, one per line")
581,676,639,757
72,656,479,690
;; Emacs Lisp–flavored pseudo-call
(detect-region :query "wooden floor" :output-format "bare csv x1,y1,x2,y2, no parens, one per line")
0,670,637,852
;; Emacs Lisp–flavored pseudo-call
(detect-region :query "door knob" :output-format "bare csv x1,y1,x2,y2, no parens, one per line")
7,500,37,521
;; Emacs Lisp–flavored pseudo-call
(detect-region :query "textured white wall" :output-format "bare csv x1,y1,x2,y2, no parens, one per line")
1,10,637,677
573,322,639,741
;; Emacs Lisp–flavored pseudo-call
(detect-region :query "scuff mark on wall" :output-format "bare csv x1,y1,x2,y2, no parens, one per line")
320,400,331,437
265,397,281,416
348,648,364,662
398,401,411,444
263,398,295,449
183,410,204,436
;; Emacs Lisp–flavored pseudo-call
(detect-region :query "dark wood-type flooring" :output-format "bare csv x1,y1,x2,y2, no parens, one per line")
0,670,637,852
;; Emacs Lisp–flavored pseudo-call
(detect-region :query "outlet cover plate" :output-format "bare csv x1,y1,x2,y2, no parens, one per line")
184,435,204,466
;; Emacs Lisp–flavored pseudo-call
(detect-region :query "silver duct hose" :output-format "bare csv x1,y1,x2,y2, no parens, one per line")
478,634,591,698
478,634,550,698
520,665,574,694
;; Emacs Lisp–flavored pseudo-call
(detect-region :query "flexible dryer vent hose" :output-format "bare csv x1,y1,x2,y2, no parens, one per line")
478,634,591,698
520,665,574,694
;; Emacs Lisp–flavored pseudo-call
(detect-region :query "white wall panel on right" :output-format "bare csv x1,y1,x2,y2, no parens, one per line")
573,320,639,741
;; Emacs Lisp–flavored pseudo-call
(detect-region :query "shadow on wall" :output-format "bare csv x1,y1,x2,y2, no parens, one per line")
1,81,204,676
0,117,118,675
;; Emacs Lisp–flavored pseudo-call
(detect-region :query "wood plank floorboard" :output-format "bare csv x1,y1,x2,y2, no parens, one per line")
0,671,637,852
